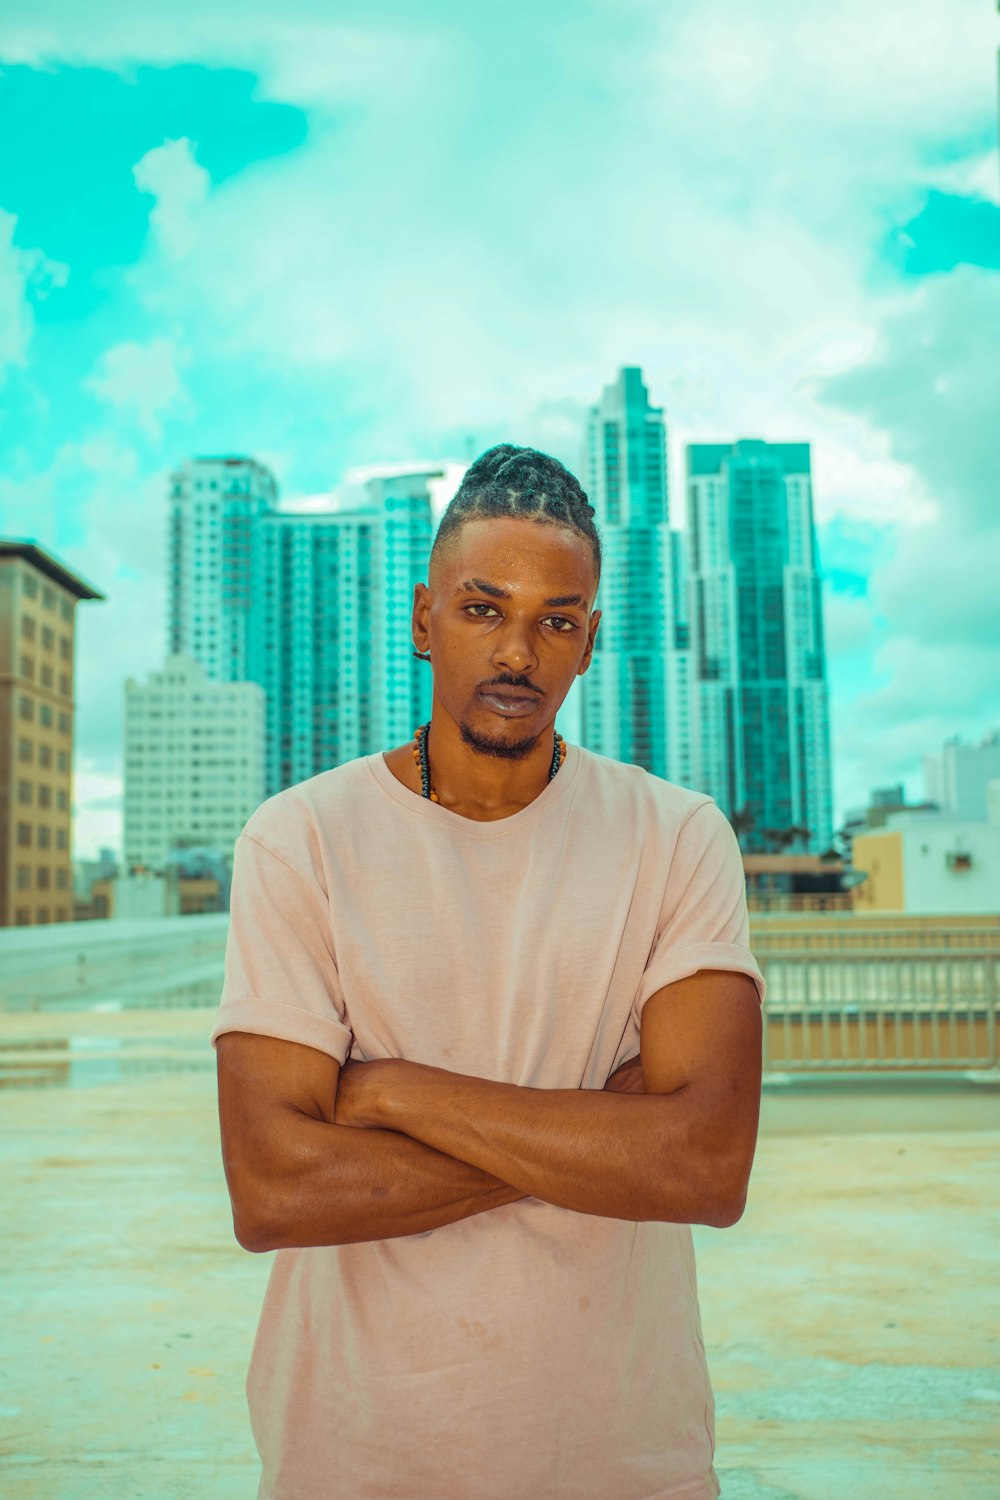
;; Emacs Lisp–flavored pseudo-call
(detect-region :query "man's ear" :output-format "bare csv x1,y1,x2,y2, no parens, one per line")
412,582,431,653
578,610,601,674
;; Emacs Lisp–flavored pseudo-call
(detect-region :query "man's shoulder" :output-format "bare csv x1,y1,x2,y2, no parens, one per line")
575,747,716,830
238,755,374,870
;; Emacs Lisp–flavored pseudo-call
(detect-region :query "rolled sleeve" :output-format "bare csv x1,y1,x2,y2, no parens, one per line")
633,800,766,1020
210,831,354,1064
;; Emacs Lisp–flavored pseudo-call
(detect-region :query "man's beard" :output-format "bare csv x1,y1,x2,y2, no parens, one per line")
457,717,542,763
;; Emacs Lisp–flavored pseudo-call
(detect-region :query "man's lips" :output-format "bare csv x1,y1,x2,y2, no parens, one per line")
479,689,541,715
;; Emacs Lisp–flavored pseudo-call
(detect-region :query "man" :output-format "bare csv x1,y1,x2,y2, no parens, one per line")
213,443,765,1499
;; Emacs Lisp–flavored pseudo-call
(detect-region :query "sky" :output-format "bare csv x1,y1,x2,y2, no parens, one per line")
0,0,997,859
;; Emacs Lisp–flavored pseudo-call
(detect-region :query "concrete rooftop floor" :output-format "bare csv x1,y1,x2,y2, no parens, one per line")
1,1007,998,1499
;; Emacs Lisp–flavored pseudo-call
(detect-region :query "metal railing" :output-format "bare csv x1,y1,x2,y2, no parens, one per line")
3,909,999,1073
750,912,1000,1072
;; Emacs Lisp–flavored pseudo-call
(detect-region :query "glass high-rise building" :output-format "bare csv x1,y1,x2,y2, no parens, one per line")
167,456,278,684
576,367,678,780
250,502,379,797
247,462,463,798
686,440,833,853
167,458,465,801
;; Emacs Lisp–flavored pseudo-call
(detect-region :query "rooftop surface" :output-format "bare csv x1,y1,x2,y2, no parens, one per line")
1,1006,998,1499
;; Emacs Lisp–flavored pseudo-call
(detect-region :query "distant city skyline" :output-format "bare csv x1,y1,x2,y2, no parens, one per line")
0,1,997,855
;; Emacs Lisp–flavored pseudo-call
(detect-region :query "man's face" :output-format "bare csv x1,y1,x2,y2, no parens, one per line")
413,517,602,760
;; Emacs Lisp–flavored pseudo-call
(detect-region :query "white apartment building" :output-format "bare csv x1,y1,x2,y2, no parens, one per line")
123,653,265,870
852,804,1000,915
923,729,1000,822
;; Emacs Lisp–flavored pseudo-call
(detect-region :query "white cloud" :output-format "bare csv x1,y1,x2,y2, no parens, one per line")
928,150,1000,208
1,0,995,844
0,437,171,859
0,208,68,377
642,0,993,137
132,137,210,259
0,7,454,110
83,338,191,441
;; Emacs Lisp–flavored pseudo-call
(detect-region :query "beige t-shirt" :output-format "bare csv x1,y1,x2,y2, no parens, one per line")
211,742,766,1500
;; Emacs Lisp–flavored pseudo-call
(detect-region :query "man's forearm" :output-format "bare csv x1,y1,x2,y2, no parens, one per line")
339,1061,744,1227
242,1112,525,1251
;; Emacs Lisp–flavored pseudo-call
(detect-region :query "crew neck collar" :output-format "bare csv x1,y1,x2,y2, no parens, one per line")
366,741,582,838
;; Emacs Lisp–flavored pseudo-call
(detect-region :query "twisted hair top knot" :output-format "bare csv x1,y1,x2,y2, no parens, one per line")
430,443,602,582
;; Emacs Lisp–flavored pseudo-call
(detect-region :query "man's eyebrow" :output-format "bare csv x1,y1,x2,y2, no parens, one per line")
456,578,588,609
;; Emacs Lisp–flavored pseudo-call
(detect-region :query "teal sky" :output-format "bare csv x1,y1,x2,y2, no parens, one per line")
0,0,997,856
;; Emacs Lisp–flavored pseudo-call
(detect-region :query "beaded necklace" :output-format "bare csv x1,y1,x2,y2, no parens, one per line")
412,722,566,803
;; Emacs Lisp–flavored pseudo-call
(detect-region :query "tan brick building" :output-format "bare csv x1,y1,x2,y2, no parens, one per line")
0,541,104,927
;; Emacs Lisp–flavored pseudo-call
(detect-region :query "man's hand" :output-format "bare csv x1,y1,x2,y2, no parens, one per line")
333,1056,391,1128
602,1056,646,1094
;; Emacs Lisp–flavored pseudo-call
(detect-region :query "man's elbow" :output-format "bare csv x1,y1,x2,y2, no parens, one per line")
225,1162,292,1253
702,1180,749,1229
230,1188,280,1253
688,1142,754,1229
233,1208,276,1254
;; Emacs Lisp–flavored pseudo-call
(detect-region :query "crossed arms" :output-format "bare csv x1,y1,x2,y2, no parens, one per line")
216,968,762,1252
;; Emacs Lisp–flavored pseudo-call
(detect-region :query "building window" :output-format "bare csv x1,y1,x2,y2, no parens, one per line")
23,573,38,597
17,781,32,805
57,750,68,772
16,823,31,847
21,615,36,640
60,599,72,622
38,826,51,848
60,636,71,660
37,907,50,924
40,664,53,688
16,866,30,890
39,745,52,768
15,908,30,926
40,704,53,728
37,867,51,889
38,785,52,808
58,713,70,734
59,674,70,696
41,625,54,649
18,738,33,763
56,868,69,889
19,695,34,720
20,654,35,678
57,790,68,811
56,829,68,850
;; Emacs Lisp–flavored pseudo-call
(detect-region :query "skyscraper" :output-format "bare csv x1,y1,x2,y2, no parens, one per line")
251,500,380,797
167,456,278,683
686,440,833,853
237,461,464,798
576,367,675,780
0,540,104,926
